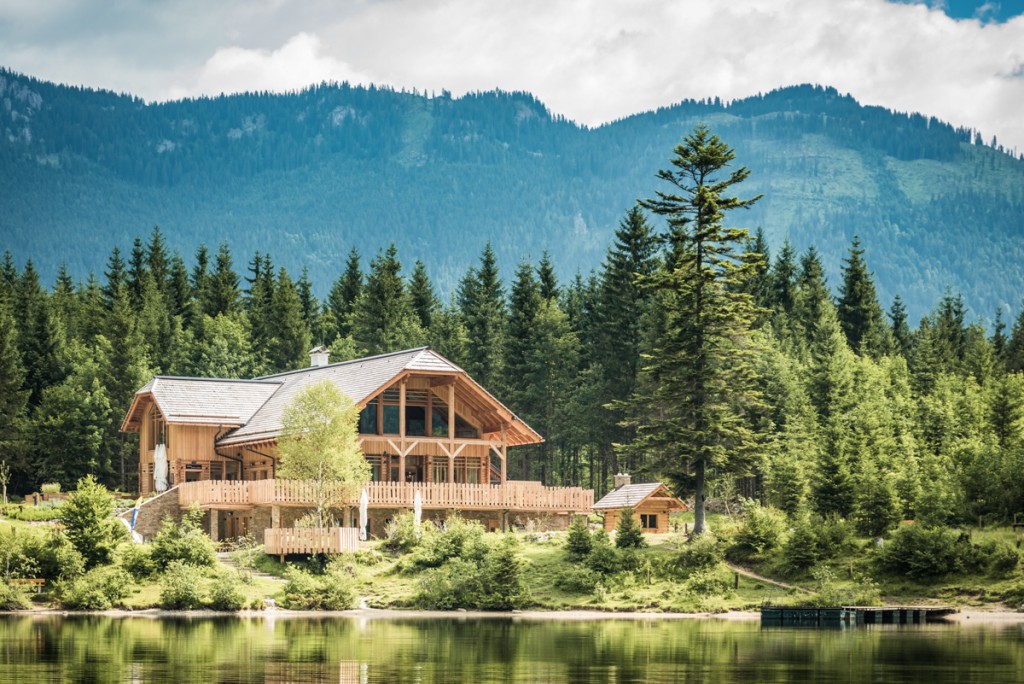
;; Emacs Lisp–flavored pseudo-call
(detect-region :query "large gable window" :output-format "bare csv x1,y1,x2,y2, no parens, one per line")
147,406,168,450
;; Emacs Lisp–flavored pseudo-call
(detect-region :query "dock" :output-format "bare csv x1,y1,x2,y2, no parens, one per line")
761,605,957,627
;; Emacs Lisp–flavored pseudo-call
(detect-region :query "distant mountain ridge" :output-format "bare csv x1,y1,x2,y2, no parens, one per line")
2,68,1022,321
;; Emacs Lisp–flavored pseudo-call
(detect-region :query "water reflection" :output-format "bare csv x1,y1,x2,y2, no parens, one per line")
1,615,1022,683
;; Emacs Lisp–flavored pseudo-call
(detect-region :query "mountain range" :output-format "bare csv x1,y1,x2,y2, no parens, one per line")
2,68,1022,322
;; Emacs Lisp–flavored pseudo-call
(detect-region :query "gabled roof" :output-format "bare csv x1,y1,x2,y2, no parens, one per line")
120,377,281,432
119,347,542,449
593,482,688,511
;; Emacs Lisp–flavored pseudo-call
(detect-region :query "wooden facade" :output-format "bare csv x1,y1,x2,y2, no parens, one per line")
595,482,688,535
122,348,592,540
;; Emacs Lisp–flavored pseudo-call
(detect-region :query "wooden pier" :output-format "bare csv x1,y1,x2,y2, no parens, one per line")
761,605,957,627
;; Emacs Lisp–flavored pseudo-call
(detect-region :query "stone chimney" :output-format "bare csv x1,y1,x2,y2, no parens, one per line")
613,473,631,490
309,345,330,368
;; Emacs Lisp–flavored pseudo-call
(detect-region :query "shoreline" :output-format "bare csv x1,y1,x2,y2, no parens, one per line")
2,606,1022,623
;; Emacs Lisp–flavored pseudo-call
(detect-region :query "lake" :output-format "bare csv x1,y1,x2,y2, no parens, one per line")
1,614,1022,683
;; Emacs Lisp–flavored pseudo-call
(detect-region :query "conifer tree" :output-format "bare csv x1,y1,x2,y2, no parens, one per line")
614,506,646,549
127,236,148,309
408,260,437,331
745,227,772,313
888,294,912,357
537,251,558,301
206,243,240,317
458,243,505,387
503,261,542,404
770,240,798,315
326,247,363,341
102,247,127,308
146,226,169,291
837,236,888,357
1004,303,1024,373
166,255,192,320
267,268,312,371
991,308,1008,364
296,267,322,343
350,245,424,355
191,244,211,309
626,126,764,535
0,306,29,491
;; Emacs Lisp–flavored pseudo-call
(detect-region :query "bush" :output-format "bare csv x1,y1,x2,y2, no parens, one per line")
0,527,42,580
59,476,127,568
117,544,156,580
281,559,357,610
565,516,593,559
877,525,965,580
0,582,31,610
782,520,820,571
160,561,205,609
410,515,487,569
814,515,854,558
615,508,647,550
586,542,621,575
685,569,729,596
208,570,247,611
40,483,61,495
983,541,1020,576
151,507,216,569
734,501,787,554
383,512,421,553
477,535,529,610
1,503,63,521
416,558,481,610
554,565,600,594
61,566,134,610
678,534,723,572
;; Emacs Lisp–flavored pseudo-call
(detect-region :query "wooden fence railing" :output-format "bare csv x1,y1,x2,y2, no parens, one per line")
178,479,593,512
263,527,360,556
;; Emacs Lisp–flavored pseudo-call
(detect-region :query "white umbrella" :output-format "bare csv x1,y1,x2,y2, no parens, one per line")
359,488,368,541
153,443,168,492
413,490,423,536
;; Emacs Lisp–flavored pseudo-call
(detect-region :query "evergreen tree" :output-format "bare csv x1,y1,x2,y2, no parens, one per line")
565,515,593,559
326,247,362,341
503,260,542,406
408,260,437,331
537,251,558,301
102,247,127,308
889,294,912,357
166,255,192,320
458,243,505,387
1006,303,1024,373
296,267,322,343
614,506,646,549
191,244,211,311
206,243,240,317
0,306,29,492
126,237,148,309
745,227,772,312
627,126,764,535
770,240,798,314
428,300,468,366
267,268,312,372
146,226,169,291
991,308,1008,364
837,236,888,357
350,245,424,355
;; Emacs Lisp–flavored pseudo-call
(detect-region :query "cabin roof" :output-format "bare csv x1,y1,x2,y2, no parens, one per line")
122,348,541,447
120,377,281,432
593,482,688,511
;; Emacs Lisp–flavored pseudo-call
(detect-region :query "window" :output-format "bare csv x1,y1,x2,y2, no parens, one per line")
405,406,426,436
640,514,658,530
366,455,383,482
147,406,167,450
431,460,448,483
209,462,223,480
431,408,448,437
383,405,401,435
359,401,378,434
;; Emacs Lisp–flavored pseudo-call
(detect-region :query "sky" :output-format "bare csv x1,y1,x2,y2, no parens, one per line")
1,0,1023,152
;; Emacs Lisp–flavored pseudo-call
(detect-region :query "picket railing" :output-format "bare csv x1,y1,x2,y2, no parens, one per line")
263,527,360,556
177,479,593,512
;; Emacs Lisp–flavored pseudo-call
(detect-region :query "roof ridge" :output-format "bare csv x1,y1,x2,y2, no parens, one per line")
255,346,431,380
146,375,283,385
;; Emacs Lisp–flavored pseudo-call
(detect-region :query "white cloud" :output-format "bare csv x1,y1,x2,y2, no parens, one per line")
1,0,1023,152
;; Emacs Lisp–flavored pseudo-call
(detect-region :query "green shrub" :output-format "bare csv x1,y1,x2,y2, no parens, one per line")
40,483,62,495
554,565,600,594
160,560,205,609
0,582,31,610
615,507,647,549
61,566,134,610
410,515,487,569
813,515,854,558
565,516,593,559
59,476,127,568
477,535,529,610
677,534,723,573
734,501,787,554
208,570,246,611
1,503,63,521
415,558,481,610
117,544,156,580
0,527,42,579
151,507,216,569
782,520,820,571
586,542,621,575
877,525,965,580
983,541,1020,576
685,569,729,596
281,560,357,610
383,512,421,553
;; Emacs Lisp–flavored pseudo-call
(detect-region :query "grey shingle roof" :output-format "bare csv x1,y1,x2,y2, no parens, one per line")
218,348,460,446
593,482,667,510
143,377,281,426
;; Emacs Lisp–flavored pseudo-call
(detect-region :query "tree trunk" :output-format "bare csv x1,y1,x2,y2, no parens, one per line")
693,458,707,535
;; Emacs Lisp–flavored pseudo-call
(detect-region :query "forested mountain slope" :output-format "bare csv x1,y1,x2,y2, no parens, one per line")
2,68,1022,321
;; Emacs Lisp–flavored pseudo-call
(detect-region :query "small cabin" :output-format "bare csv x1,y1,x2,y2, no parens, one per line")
594,474,688,534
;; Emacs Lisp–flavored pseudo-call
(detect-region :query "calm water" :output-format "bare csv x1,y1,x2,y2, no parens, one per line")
1,614,1023,683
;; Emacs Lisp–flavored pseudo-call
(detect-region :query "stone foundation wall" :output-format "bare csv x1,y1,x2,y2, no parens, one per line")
118,487,183,540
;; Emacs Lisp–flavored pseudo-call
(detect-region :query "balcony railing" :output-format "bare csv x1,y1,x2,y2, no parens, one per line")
178,479,593,512
264,527,360,556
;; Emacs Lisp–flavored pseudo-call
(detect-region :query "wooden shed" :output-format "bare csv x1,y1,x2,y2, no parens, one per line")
594,475,688,534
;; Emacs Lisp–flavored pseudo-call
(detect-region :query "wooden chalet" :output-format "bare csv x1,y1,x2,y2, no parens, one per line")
121,347,593,547
593,474,688,534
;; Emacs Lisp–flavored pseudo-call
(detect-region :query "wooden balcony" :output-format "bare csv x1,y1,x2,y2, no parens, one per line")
264,527,360,557
177,479,593,512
